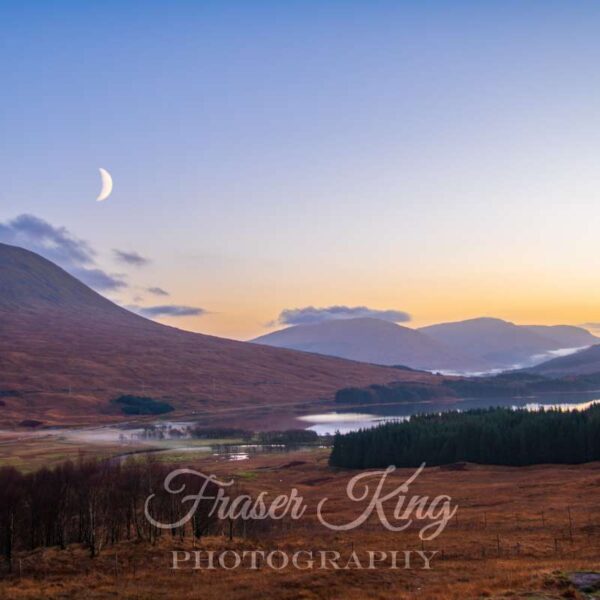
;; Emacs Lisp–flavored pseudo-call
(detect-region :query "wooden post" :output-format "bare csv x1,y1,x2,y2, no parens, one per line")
568,507,573,541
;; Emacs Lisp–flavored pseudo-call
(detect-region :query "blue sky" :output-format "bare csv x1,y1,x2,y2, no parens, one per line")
2,1,600,338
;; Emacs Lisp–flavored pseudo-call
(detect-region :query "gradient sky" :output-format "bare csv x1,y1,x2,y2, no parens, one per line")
2,1,600,338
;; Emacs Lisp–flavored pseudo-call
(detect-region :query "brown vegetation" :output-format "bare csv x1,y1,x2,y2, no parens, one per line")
0,450,598,599
0,243,442,427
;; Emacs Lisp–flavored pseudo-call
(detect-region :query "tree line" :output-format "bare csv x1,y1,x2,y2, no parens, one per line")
329,405,600,469
334,372,600,406
0,457,267,573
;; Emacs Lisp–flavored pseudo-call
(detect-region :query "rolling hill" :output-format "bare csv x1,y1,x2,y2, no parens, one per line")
252,317,490,372
419,317,596,370
253,317,597,374
526,344,600,377
0,243,438,426
522,325,599,349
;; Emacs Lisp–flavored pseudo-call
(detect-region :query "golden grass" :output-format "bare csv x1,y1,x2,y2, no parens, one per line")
0,434,121,472
1,450,599,599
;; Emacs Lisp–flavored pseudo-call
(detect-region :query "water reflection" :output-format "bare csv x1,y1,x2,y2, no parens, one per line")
517,399,600,412
298,394,600,435
6,393,600,456
298,413,408,435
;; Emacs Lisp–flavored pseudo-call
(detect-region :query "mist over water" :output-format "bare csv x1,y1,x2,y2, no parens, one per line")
437,345,590,376
4,393,599,448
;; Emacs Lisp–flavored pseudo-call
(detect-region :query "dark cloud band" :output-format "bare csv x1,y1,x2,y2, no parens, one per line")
129,304,206,317
113,249,150,267
276,305,411,326
146,286,170,297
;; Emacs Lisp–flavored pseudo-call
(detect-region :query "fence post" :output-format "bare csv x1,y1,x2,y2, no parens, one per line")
568,507,573,541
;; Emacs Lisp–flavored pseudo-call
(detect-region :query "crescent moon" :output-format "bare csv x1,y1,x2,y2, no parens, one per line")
97,168,113,202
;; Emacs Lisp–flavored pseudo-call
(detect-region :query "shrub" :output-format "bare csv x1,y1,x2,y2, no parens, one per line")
111,395,174,415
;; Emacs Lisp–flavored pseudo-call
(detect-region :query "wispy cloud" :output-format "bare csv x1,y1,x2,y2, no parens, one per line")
128,304,206,318
274,305,411,326
0,214,95,264
146,286,169,297
75,268,126,291
113,249,150,267
0,214,126,291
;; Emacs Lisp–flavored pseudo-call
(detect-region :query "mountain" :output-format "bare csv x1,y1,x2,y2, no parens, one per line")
521,325,598,349
0,243,438,426
418,317,596,370
526,344,600,377
252,317,599,374
252,318,490,372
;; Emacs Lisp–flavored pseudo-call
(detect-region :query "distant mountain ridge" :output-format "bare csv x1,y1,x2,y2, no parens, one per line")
254,316,598,373
521,325,598,349
419,317,597,370
252,317,491,372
